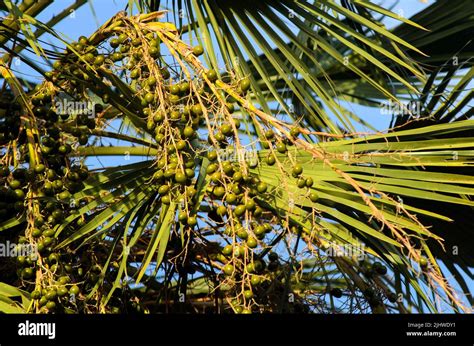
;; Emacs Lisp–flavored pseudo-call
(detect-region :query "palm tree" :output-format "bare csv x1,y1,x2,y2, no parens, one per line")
0,0,472,314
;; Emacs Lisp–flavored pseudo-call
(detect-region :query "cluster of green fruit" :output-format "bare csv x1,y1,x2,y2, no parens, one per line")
45,23,258,312
77,24,263,311
357,259,400,308
125,35,270,312
0,100,21,146
259,128,319,201
0,165,27,220
144,99,203,209
200,147,303,312
0,101,24,219
15,214,106,313
0,32,117,312
260,127,300,152
30,283,80,313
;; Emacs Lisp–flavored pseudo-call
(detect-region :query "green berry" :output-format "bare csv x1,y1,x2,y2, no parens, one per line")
265,129,274,139
31,290,41,300
207,151,218,161
217,205,227,216
206,163,218,174
290,127,301,137
169,84,180,95
222,245,233,256
225,193,237,204
245,199,256,211
226,103,235,113
240,78,251,92
144,93,154,104
268,252,279,261
93,55,105,66
9,180,21,189
250,276,261,286
221,123,232,136
69,285,80,295
213,186,225,198
257,182,268,193
58,190,71,201
187,216,198,227
179,82,190,94
34,164,45,174
232,171,243,182
223,264,234,276
147,76,157,86
234,205,246,217
246,237,258,248
178,211,188,223
158,184,170,194
149,47,160,58
292,164,303,176
175,171,187,184
46,301,56,310
297,178,306,188
205,69,218,82
57,286,69,297
45,289,57,301
22,267,34,279
130,69,140,79
193,45,204,56
276,142,287,153
243,290,254,299
237,229,248,240
266,155,276,166
309,192,319,202
176,140,187,150
14,189,25,200
191,104,203,116
183,126,195,138
419,257,428,267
